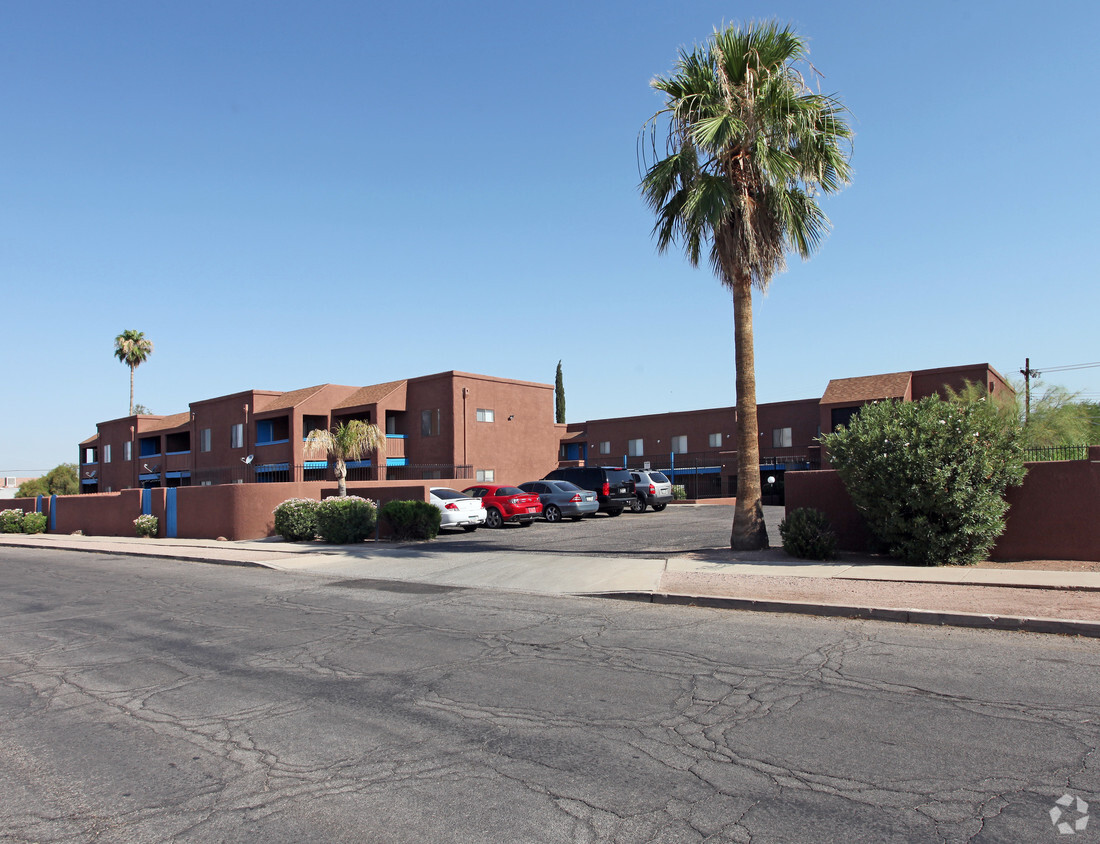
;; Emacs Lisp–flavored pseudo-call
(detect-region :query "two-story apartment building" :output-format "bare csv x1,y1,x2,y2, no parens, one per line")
558,363,1014,502
79,371,562,493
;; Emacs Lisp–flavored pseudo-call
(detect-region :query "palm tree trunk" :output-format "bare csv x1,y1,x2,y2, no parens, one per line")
730,271,769,550
129,365,135,416
334,458,347,498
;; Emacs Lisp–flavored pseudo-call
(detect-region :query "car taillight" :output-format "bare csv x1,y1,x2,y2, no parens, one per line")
601,481,609,496
648,484,655,494
511,498,521,505
445,502,459,510
570,494,582,502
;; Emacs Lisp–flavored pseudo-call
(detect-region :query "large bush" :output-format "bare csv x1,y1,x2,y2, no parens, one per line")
274,498,319,542
822,396,1027,566
381,500,442,540
22,512,47,534
779,508,837,560
0,509,25,533
315,496,377,544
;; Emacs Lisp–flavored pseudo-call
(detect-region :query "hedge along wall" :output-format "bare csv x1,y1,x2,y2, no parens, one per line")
786,446,1100,562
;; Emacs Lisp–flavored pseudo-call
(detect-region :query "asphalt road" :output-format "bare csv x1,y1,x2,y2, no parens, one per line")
1,548,1098,843
430,503,786,555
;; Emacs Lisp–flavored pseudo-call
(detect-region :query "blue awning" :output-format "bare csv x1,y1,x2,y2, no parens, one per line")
345,460,372,468
165,471,191,479
305,461,327,470
81,478,98,485
386,458,408,467
138,473,159,481
662,466,721,475
255,463,289,473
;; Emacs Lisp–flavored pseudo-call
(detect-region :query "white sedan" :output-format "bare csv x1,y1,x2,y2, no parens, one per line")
430,488,486,532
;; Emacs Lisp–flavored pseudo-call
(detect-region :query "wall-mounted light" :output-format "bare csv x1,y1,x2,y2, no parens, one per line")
508,415,515,421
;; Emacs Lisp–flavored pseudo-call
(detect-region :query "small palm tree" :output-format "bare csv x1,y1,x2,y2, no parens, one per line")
303,420,386,497
641,21,852,549
114,330,155,416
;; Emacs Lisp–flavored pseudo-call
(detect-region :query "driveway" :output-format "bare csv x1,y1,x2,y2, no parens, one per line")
427,503,785,556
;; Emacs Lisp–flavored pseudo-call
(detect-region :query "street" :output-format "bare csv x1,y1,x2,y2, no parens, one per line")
1,548,1098,843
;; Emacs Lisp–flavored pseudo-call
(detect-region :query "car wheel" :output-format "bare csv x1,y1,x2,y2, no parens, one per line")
607,508,623,517
629,497,646,513
485,508,504,529
462,525,478,532
651,503,667,512
544,505,562,523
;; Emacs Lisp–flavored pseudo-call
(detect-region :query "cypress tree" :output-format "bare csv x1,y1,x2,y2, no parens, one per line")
555,361,566,423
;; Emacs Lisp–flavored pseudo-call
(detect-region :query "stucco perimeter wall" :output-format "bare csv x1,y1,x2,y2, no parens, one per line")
51,489,149,536
786,447,1100,562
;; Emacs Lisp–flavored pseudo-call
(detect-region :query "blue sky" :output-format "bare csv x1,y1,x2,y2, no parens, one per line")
3,0,1098,474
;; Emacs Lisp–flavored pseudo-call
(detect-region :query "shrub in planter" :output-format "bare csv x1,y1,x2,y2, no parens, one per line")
381,500,442,541
134,514,159,538
672,485,687,501
315,496,376,544
274,498,319,542
22,512,47,534
779,508,837,560
1,509,25,533
822,395,1026,566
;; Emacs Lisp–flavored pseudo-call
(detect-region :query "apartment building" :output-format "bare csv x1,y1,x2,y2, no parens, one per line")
559,363,1014,501
78,371,562,493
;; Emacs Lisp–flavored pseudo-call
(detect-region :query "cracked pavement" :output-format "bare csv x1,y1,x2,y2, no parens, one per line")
1,548,1098,842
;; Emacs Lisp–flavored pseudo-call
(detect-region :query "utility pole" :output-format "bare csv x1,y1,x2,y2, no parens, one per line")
1019,358,1041,424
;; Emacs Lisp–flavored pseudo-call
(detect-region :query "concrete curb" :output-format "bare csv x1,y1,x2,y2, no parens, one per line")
585,591,1100,638
0,538,273,568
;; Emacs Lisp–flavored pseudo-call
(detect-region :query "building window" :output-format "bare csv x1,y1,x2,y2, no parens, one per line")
84,447,97,464
772,427,793,448
123,441,132,461
476,408,494,422
598,441,611,454
627,439,644,457
421,409,441,437
671,435,688,454
709,432,722,448
200,428,212,452
103,444,112,463
476,469,495,482
231,423,244,449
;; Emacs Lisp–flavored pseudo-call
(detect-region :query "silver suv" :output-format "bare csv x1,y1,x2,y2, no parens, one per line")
629,470,673,513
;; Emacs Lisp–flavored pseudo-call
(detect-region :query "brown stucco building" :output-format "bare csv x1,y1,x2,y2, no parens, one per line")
79,371,563,493
557,363,1014,502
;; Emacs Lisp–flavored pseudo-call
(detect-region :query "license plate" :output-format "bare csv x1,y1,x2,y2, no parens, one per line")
618,487,626,493
527,507,538,513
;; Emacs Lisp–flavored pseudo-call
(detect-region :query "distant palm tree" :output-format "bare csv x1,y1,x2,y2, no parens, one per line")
113,330,155,416
303,420,386,497
641,21,852,549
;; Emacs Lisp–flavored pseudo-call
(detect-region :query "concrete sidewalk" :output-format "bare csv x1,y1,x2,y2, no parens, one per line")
3,532,1099,637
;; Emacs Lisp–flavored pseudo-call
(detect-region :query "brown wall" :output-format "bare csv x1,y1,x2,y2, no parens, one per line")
785,447,1100,562
51,489,148,536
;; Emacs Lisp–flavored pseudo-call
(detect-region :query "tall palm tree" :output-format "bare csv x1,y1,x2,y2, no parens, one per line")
113,330,155,416
303,420,386,497
641,22,852,549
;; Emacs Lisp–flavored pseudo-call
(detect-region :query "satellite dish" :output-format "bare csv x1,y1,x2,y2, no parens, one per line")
242,455,254,465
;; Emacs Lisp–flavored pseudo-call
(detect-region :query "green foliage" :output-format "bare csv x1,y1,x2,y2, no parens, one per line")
555,361,566,424
316,496,377,544
134,514,158,538
303,420,385,497
948,380,1092,449
273,498,319,542
114,329,154,416
0,509,25,533
779,508,837,560
672,485,687,500
381,500,442,540
823,396,1027,566
22,512,47,534
16,478,48,498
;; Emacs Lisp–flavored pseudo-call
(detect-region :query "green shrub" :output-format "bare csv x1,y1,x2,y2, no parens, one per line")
779,508,837,560
274,498,319,542
22,512,47,534
672,485,687,500
316,496,376,544
381,500,442,540
134,514,159,538
0,509,25,533
822,396,1027,566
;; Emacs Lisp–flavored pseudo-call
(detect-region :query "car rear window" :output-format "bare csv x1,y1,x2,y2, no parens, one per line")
432,488,469,499
551,481,582,492
495,487,524,496
605,470,632,484
649,472,669,483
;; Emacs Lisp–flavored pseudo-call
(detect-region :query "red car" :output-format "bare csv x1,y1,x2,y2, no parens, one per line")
462,484,543,528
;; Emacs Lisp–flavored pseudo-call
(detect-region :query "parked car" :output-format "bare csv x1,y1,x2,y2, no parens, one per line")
628,470,674,513
462,484,543,528
429,488,486,532
541,467,635,516
518,480,599,522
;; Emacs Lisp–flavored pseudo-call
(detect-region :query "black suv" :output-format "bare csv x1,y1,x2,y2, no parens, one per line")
543,467,636,516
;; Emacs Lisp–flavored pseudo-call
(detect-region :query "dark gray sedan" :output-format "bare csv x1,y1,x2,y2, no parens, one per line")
518,480,599,523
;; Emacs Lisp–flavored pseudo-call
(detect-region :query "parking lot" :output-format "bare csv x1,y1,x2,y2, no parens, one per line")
429,503,785,556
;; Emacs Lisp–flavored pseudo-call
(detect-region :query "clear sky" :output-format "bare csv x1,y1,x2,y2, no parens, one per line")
3,0,1098,474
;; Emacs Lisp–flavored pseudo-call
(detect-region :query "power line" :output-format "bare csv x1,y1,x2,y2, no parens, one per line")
1035,361,1100,373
